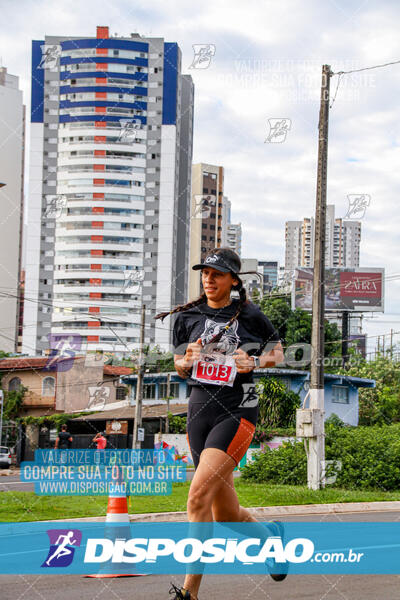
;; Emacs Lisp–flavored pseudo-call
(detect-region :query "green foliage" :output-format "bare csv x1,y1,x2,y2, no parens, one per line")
242,420,400,491
242,439,307,485
260,294,292,342
3,387,27,420
257,377,301,429
253,424,296,444
251,288,261,306
337,356,400,426
167,412,187,434
20,412,96,431
259,294,341,362
324,413,347,428
285,309,341,358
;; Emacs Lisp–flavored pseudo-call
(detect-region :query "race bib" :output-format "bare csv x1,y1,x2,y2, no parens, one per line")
192,353,237,387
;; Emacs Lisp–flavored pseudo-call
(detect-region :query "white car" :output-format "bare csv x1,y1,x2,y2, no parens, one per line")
0,447,11,469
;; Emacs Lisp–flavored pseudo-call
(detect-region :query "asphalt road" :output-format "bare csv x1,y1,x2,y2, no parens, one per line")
1,511,400,600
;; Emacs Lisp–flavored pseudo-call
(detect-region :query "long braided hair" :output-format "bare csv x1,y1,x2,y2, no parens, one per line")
155,248,249,346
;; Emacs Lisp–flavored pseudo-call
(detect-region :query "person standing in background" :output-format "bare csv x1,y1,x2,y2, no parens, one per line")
55,424,73,449
92,431,107,450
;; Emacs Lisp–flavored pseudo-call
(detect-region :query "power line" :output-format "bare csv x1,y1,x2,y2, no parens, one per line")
333,59,400,76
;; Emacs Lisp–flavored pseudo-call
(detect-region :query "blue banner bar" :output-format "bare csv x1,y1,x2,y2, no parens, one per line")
1,522,400,574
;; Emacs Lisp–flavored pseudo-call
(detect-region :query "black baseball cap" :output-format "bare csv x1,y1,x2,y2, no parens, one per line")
192,248,241,274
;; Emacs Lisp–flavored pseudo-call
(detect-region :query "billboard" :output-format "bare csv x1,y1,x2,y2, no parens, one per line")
349,334,367,358
292,267,384,312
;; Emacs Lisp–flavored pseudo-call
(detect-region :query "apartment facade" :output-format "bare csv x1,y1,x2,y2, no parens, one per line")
285,204,361,271
23,26,194,356
189,163,224,299
257,261,278,294
0,67,25,353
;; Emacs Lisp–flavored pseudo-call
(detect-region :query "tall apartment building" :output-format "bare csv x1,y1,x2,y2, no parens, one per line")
220,196,242,256
225,223,242,256
23,26,194,356
285,204,361,271
189,163,224,299
0,67,25,353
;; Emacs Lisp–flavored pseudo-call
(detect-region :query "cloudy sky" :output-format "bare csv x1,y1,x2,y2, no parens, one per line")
1,0,399,355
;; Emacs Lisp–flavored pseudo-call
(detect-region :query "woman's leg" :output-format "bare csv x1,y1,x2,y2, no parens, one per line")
212,469,288,581
182,447,236,599
212,470,258,523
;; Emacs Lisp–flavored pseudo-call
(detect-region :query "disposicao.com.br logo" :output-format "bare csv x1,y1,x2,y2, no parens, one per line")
84,534,313,566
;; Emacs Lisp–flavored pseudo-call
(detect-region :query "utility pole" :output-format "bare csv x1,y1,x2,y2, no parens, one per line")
298,64,331,491
165,372,171,434
342,311,349,368
132,304,146,449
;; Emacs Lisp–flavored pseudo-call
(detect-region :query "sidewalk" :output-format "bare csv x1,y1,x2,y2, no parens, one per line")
0,468,19,476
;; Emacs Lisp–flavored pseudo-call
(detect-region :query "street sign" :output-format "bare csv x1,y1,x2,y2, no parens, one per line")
137,427,145,442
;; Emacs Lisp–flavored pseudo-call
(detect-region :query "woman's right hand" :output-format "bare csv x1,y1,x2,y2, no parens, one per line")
181,338,203,368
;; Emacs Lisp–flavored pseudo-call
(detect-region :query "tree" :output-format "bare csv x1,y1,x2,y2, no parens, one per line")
256,377,300,429
259,293,341,360
260,294,292,342
251,288,261,306
337,356,400,426
285,308,341,358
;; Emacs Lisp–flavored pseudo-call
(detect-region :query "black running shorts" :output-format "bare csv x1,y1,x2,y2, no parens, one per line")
186,384,259,469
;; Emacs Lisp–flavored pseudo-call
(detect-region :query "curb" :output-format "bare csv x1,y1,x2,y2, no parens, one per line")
128,501,400,522
37,500,400,524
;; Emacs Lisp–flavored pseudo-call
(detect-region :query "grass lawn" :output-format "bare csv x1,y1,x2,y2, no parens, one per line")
2,481,400,522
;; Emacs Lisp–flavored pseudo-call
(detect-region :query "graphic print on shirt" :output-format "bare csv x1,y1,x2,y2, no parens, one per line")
238,383,259,407
200,318,240,355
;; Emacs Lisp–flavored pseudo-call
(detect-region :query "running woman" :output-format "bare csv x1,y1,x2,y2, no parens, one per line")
155,248,287,600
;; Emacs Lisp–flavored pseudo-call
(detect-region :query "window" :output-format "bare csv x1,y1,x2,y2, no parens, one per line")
42,376,55,396
116,386,127,400
159,382,179,399
143,383,156,399
332,385,349,404
8,377,22,392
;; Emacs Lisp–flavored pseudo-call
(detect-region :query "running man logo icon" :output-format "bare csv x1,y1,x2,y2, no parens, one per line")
238,383,259,408
41,529,82,568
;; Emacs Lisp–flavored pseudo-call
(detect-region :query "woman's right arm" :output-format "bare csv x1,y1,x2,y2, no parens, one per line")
174,338,203,378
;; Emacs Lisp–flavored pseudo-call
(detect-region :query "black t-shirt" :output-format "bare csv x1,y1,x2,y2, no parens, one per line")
58,431,72,449
172,299,280,399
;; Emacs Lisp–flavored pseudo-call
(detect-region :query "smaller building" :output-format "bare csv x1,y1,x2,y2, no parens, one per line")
123,368,375,427
0,355,132,417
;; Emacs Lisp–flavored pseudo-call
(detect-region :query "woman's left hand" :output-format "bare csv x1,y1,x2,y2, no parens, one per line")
233,348,255,373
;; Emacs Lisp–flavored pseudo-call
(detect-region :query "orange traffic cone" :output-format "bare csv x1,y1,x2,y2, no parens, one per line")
86,468,146,578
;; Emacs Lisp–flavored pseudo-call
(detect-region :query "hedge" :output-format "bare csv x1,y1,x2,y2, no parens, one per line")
241,418,400,491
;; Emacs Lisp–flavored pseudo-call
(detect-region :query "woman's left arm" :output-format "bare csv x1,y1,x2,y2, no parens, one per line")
259,340,284,368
